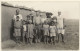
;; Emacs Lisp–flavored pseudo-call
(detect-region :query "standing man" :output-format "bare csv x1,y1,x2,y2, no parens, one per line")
57,11,65,43
13,8,23,43
40,13,47,42
34,11,41,43
13,8,22,21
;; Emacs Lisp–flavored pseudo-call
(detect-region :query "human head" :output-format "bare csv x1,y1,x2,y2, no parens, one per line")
51,21,55,26
36,11,40,17
16,8,20,15
23,20,26,25
27,15,30,20
58,11,61,16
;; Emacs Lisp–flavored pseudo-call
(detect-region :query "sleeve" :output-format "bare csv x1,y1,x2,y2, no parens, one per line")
33,16,35,24
63,18,66,28
22,25,24,29
20,21,23,27
27,25,30,34
13,15,16,20
55,26,56,33
49,26,50,34
20,14,23,20
33,24,35,28
33,25,34,35
56,16,58,25
26,25,28,32
34,17,36,25
48,25,49,30
20,15,23,20
42,25,44,33
40,17,41,24
14,21,15,28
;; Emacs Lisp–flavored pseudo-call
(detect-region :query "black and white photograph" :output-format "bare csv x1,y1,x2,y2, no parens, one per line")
1,1,79,50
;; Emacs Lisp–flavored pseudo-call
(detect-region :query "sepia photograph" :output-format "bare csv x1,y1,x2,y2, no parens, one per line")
1,1,79,50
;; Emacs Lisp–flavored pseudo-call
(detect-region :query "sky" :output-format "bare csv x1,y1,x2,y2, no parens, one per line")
6,1,80,19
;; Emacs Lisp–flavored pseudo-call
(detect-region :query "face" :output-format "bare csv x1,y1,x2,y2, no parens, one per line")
52,22,54,25
16,9,20,15
36,12,40,17
16,16,19,21
27,15,30,20
58,12,61,16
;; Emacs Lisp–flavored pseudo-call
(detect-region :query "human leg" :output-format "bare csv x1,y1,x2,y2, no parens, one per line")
61,34,65,43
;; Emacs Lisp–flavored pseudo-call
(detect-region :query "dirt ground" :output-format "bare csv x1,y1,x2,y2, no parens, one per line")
2,19,79,50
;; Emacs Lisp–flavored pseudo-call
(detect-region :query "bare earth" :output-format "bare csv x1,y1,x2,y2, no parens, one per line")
2,19,79,50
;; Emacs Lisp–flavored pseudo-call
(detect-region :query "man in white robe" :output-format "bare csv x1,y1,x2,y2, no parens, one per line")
57,11,65,43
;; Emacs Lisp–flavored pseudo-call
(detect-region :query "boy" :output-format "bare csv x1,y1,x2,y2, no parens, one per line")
14,15,22,44
34,11,41,43
22,20,27,44
43,21,49,44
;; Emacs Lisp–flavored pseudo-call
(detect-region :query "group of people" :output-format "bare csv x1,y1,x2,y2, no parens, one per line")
13,8,66,45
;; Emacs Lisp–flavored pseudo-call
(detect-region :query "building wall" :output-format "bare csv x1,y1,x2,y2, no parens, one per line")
1,5,46,41
1,5,33,41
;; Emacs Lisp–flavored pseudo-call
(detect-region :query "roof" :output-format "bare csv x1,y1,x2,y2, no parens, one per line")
1,2,50,14
1,2,14,7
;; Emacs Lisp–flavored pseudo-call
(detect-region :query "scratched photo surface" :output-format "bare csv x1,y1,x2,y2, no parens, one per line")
1,1,79,50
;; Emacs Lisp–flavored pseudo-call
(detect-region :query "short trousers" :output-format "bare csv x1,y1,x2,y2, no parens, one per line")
50,32,56,37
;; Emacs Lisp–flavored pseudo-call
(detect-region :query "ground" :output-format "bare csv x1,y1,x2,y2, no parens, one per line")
2,19,79,50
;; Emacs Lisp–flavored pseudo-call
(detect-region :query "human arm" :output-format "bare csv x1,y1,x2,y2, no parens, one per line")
63,18,66,29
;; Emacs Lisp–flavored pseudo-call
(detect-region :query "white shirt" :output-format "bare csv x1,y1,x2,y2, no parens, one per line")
23,25,26,31
50,26,56,33
57,15,63,27
41,18,46,23
35,16,41,24
13,14,22,21
43,24,49,30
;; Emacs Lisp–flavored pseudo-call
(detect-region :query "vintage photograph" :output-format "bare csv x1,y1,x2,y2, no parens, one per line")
1,1,79,50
